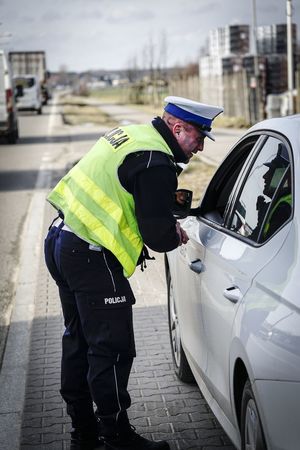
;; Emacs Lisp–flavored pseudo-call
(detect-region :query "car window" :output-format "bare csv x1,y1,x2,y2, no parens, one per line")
200,135,261,224
228,136,292,243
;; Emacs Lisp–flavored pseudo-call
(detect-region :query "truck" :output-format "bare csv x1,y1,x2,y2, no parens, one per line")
8,51,50,106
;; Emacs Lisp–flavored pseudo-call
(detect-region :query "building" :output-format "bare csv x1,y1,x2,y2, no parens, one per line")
200,25,252,119
257,24,298,95
209,25,250,57
257,24,297,56
199,22,298,121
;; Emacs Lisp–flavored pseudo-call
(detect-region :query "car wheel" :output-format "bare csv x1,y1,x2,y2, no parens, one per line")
241,380,266,450
167,271,194,383
7,128,18,144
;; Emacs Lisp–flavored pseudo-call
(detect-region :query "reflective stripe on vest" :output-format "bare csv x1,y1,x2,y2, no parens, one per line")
47,124,174,277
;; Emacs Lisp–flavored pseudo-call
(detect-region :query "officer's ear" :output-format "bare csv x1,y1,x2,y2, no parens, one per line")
173,122,183,138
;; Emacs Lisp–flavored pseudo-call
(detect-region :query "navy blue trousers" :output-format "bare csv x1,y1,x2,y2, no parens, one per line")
44,223,136,434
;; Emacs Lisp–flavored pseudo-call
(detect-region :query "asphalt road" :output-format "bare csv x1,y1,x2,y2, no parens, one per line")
0,106,56,362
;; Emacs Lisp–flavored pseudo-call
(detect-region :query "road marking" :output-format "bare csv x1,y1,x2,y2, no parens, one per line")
47,95,58,136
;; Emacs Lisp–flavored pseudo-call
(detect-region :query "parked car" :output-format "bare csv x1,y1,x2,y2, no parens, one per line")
0,50,19,144
165,115,300,450
14,74,42,114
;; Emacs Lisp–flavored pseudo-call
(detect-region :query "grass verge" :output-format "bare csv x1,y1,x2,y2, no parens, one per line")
177,158,217,205
58,95,118,127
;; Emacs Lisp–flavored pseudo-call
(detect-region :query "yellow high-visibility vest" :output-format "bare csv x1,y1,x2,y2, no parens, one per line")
47,124,174,277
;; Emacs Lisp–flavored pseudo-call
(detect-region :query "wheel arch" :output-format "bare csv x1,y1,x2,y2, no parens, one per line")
233,358,248,430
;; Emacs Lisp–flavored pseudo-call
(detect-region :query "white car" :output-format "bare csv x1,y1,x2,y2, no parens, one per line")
166,115,300,450
0,50,19,143
14,74,42,114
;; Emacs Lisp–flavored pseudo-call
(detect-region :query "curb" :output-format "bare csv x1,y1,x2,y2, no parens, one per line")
0,192,47,450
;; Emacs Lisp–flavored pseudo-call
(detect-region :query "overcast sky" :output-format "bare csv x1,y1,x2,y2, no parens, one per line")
1,0,299,72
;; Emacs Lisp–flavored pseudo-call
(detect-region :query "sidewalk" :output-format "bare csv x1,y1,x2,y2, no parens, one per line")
0,101,236,450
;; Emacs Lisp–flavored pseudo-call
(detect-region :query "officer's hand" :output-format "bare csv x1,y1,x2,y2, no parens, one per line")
176,222,189,245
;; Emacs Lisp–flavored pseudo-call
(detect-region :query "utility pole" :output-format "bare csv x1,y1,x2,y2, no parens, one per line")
286,0,294,115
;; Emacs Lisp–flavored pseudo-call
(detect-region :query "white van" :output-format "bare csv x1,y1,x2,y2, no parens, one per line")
0,50,19,144
14,74,42,114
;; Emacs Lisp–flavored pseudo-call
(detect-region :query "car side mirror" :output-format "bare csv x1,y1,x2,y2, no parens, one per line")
173,189,193,219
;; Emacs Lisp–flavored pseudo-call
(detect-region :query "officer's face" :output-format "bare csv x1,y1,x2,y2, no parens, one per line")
175,123,205,160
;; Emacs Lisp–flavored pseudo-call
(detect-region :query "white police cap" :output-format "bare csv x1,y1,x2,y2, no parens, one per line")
164,96,223,141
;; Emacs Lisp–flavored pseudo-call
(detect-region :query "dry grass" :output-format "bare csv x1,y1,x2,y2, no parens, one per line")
62,105,118,127
214,114,250,128
177,157,217,206
58,95,118,127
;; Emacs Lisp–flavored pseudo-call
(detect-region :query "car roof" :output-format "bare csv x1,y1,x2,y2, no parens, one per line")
248,114,300,138
245,115,300,156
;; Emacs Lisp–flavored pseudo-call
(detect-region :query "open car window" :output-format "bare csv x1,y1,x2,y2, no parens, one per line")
199,134,262,225
227,136,292,243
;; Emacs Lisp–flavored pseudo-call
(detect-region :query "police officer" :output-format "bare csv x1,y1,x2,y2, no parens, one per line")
44,96,223,450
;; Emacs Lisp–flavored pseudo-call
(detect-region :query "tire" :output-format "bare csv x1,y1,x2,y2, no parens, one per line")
167,270,194,383
241,380,267,450
7,128,18,144
37,106,42,115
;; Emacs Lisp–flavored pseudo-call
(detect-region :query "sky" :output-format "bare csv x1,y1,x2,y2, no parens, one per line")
1,0,299,72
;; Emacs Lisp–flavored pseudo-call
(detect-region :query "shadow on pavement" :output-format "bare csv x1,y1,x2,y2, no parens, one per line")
0,167,78,191
18,305,234,450
17,132,103,146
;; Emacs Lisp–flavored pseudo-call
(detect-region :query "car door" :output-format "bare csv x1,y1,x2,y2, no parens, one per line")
172,214,208,374
197,133,293,424
176,135,262,381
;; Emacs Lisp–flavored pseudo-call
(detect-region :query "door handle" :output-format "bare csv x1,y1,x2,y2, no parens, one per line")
189,259,203,274
223,286,242,304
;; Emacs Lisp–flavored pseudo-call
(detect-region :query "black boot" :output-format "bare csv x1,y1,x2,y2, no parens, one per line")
102,426,170,450
66,401,104,450
70,428,104,450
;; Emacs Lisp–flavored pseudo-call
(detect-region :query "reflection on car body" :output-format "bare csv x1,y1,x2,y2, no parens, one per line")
165,115,300,450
